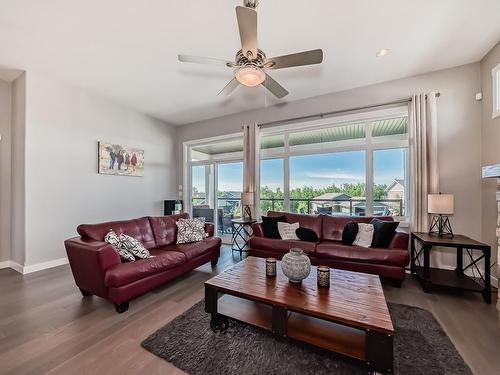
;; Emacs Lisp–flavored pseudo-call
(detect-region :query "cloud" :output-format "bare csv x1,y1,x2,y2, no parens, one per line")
304,169,365,181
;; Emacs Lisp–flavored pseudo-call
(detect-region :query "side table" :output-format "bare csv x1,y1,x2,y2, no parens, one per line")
410,232,491,303
231,218,256,257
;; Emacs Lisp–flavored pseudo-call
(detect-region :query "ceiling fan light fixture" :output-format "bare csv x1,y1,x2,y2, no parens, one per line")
235,66,265,87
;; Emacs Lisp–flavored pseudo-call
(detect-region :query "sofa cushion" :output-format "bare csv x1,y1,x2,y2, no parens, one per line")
277,222,299,240
104,250,186,287
370,218,399,248
148,213,189,247
296,227,319,242
341,222,358,245
159,236,221,261
118,233,150,259
249,236,317,255
77,217,157,250
105,231,135,262
316,241,409,267
321,215,393,241
352,223,374,248
262,215,287,238
267,211,322,239
176,217,206,244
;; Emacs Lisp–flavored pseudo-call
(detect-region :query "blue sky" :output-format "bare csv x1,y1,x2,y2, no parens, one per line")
192,148,405,193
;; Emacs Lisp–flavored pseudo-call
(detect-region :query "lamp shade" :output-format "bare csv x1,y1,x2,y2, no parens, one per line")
241,192,255,206
428,194,454,214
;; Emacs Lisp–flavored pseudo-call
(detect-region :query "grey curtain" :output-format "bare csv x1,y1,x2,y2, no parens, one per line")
409,93,439,232
242,123,260,217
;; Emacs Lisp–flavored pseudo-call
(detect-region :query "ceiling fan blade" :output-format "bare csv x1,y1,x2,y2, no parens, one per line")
266,49,323,70
178,54,234,68
261,73,289,99
235,6,258,60
217,78,240,96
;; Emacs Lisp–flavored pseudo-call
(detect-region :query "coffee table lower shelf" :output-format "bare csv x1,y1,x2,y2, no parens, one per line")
217,294,368,365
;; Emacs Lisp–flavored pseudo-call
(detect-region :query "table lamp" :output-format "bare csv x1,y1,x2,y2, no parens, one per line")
241,192,255,220
428,193,454,237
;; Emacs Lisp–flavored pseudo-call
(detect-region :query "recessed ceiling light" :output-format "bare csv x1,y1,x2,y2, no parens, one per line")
376,49,391,57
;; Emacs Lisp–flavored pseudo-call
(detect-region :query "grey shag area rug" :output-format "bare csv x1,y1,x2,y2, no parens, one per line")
142,300,471,375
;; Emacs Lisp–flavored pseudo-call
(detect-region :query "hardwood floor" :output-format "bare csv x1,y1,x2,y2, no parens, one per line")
0,246,498,375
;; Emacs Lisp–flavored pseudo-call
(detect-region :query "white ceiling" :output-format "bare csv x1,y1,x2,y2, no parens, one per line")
1,0,499,125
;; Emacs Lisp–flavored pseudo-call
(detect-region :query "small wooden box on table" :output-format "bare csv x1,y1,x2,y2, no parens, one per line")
205,256,394,374
410,232,491,303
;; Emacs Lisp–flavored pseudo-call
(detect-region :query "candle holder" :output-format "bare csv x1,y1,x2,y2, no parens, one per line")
266,258,276,277
317,265,330,287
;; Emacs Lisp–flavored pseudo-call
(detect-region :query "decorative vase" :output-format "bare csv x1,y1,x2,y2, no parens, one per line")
281,248,311,283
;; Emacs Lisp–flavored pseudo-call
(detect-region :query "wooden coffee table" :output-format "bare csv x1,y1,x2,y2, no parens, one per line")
205,256,394,374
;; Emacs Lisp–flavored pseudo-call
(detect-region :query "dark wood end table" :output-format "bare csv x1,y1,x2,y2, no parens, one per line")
230,218,256,256
410,232,492,303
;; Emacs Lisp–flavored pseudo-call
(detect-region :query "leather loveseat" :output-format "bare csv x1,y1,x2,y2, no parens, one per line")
249,211,409,285
64,213,221,313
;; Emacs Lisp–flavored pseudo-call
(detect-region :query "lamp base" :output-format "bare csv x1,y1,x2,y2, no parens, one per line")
243,205,252,220
429,215,453,237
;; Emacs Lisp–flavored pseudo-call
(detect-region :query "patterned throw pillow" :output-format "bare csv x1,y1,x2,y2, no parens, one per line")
176,217,206,244
118,233,150,259
277,222,300,240
105,230,135,262
353,223,374,248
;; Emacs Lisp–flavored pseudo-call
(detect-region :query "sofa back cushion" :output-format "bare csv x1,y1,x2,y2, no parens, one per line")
148,213,190,246
267,211,323,239
77,217,157,250
322,215,393,241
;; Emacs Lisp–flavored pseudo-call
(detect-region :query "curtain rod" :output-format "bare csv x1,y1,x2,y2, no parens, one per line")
258,92,440,128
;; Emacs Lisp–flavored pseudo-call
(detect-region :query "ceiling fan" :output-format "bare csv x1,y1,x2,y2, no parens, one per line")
178,0,323,99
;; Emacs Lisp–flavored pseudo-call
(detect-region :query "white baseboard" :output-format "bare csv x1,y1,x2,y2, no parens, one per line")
9,261,24,274
0,260,24,274
23,257,69,274
0,257,68,274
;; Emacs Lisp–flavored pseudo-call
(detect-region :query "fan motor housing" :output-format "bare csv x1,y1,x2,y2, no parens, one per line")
235,49,266,67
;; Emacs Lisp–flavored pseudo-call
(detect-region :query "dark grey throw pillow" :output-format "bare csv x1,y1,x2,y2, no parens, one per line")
295,227,319,242
261,216,287,239
370,218,399,248
342,222,359,245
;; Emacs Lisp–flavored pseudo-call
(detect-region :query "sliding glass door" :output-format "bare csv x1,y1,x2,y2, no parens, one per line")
216,162,243,240
186,136,244,242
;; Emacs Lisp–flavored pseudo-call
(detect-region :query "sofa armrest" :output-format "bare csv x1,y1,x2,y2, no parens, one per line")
251,222,264,237
205,223,215,237
388,231,409,250
64,237,121,298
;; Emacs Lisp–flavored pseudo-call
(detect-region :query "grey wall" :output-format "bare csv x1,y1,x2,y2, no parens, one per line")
480,41,500,264
177,63,483,269
21,71,177,266
0,78,12,263
11,73,26,266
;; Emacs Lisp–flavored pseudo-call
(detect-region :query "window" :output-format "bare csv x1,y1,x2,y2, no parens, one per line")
493,63,500,119
373,148,408,216
260,159,284,214
289,151,366,215
258,107,409,219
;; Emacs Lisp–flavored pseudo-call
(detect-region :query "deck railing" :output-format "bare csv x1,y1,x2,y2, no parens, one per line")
192,197,404,217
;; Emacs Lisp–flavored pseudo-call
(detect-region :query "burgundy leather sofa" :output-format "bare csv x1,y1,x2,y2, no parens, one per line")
249,211,409,285
64,213,221,313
